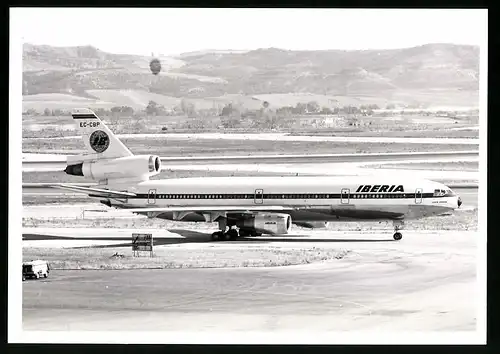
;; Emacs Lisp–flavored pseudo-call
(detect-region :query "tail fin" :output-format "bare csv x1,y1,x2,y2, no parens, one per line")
71,108,133,160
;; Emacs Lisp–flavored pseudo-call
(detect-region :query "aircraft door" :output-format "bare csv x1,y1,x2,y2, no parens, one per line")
341,188,350,204
148,189,156,204
254,189,263,204
415,188,423,204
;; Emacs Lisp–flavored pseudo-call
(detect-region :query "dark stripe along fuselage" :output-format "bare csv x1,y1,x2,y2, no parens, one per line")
128,192,434,200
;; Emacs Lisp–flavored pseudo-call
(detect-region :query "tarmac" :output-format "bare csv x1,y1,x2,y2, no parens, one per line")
22,229,478,332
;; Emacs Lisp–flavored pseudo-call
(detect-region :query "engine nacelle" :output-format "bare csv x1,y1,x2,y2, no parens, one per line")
237,213,292,235
65,155,161,181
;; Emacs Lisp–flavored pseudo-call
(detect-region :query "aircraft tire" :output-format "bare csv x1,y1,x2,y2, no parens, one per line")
211,232,221,241
393,232,403,241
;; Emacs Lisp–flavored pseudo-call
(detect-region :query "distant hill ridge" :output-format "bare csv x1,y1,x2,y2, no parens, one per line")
22,42,479,110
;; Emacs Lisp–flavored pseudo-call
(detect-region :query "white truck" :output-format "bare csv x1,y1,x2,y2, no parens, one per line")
23,260,50,280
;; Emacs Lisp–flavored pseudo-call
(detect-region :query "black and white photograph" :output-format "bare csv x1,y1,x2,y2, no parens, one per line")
9,7,487,344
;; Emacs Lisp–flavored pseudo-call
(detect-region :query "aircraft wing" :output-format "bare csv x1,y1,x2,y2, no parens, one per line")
118,206,294,213
50,184,137,199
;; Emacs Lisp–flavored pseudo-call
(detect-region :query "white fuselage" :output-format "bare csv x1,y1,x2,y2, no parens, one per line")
108,176,459,222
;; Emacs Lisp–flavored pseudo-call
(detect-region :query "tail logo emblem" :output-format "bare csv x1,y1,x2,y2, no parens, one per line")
89,130,110,153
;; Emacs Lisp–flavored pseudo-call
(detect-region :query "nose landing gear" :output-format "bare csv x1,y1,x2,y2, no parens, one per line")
393,220,404,241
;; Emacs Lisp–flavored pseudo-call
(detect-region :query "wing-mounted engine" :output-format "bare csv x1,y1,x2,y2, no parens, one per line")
65,155,161,181
236,213,292,235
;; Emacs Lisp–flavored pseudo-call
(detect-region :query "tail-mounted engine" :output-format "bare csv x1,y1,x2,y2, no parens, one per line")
65,155,161,181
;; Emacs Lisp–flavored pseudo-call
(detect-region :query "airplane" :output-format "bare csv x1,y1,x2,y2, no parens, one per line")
41,108,463,241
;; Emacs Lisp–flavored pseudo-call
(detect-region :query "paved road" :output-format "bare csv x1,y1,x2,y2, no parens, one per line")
22,230,478,333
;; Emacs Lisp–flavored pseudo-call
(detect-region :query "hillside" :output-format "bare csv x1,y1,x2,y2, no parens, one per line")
22,43,480,110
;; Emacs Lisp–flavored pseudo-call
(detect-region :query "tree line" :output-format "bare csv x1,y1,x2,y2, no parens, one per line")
23,101,383,118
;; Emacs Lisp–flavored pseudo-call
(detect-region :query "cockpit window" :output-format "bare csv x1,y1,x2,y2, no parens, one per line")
434,188,456,197
434,189,445,197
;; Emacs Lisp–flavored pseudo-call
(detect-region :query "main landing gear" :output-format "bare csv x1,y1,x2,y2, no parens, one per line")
211,228,238,241
210,218,262,241
393,220,404,241
210,228,263,241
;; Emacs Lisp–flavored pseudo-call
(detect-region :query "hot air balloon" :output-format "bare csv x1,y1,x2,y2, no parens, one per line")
149,58,161,75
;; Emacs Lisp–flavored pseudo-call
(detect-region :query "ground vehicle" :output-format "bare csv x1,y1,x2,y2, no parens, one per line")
22,260,49,279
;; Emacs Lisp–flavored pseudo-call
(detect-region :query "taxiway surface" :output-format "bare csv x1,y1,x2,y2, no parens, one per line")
23,230,478,332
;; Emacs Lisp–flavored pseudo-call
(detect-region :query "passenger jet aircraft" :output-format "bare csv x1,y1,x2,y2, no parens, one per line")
50,108,462,241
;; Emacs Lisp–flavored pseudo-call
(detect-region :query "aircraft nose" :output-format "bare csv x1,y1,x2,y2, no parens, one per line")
458,196,462,208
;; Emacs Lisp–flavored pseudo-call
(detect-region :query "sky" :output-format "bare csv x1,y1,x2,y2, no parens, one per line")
12,8,487,56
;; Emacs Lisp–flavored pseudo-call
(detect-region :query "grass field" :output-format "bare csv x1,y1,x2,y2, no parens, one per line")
23,195,97,205
23,89,255,112
85,90,182,110
23,93,117,111
22,246,350,270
